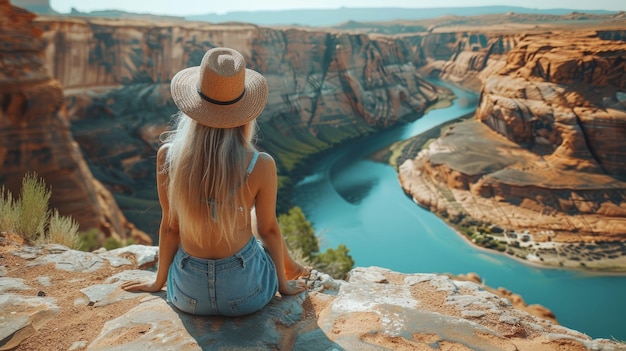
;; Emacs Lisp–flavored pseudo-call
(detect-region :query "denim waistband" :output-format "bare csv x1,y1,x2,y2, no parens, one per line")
177,236,260,273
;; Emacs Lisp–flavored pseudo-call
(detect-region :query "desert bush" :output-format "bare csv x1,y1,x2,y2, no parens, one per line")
0,186,19,233
278,207,319,258
316,244,355,279
103,237,123,250
279,206,354,279
78,228,103,252
2,174,82,249
77,228,135,252
44,209,81,249
15,173,51,241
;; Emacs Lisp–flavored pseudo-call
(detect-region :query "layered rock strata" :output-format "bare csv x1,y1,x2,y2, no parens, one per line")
34,17,438,167
0,1,150,244
26,15,442,235
399,29,626,266
416,31,519,91
2,234,623,351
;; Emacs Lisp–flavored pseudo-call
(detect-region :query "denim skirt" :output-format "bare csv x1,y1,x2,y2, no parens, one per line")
166,237,279,316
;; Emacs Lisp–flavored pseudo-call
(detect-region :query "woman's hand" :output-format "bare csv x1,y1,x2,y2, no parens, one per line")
121,280,163,293
279,279,307,296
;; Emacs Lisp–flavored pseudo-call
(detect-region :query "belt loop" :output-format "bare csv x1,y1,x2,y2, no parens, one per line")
236,253,246,268
179,255,189,269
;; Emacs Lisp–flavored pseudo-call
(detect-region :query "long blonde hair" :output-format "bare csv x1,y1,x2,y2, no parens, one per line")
162,111,257,247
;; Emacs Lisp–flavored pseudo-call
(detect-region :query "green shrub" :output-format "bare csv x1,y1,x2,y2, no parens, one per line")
278,207,319,259
2,174,84,249
0,186,18,233
279,206,354,279
78,228,135,252
103,236,123,250
44,209,81,249
78,228,103,252
15,173,51,242
317,245,355,279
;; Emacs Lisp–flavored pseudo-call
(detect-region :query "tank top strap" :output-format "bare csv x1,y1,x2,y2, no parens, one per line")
245,151,259,178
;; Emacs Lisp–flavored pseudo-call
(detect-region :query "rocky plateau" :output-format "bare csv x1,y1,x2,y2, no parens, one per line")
2,232,624,351
397,22,626,268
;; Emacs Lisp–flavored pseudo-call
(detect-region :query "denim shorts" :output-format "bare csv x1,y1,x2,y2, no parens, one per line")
166,237,279,317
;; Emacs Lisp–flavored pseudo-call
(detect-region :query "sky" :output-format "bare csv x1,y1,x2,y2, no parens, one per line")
49,0,624,16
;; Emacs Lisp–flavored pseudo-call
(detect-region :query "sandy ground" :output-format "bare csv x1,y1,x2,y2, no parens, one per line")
0,234,608,351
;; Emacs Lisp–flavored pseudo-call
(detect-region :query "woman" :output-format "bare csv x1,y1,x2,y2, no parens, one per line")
122,47,309,316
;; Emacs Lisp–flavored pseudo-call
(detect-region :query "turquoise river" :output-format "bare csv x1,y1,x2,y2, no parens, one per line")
292,80,626,341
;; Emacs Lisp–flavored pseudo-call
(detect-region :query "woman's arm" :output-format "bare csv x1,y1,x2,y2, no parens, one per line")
122,144,180,292
254,153,305,295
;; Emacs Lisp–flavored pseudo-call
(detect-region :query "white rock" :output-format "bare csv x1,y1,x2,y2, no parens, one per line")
0,278,32,293
0,294,59,350
28,250,104,273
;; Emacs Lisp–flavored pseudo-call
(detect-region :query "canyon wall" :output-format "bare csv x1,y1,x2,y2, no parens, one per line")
416,31,520,90
0,1,150,244
27,16,444,235
399,27,626,245
7,1,625,247
37,19,438,150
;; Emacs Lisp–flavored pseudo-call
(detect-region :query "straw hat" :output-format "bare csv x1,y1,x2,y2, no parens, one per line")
170,47,268,128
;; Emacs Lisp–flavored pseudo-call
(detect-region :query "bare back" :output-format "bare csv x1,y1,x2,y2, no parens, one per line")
157,144,279,259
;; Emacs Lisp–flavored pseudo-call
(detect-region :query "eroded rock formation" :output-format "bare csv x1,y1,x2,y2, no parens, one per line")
416,31,519,90
7,1,626,264
0,0,150,244
34,18,439,159
2,234,622,351
25,16,443,235
399,28,626,258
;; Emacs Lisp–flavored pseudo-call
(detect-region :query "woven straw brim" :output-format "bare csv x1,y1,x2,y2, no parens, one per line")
170,66,268,128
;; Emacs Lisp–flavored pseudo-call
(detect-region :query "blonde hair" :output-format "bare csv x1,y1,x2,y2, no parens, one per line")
162,112,257,247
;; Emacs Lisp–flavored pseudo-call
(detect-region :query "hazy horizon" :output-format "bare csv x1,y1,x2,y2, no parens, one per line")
49,0,624,16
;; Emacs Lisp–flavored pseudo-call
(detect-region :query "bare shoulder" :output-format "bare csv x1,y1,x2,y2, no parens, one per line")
257,151,275,163
255,151,276,169
253,152,277,179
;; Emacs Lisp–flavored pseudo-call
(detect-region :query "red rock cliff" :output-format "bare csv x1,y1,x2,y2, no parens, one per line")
414,31,520,90
25,16,443,235
0,1,150,244
399,27,626,249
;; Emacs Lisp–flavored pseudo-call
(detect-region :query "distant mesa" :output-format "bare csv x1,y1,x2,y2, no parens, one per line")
10,0,619,26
